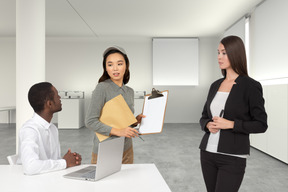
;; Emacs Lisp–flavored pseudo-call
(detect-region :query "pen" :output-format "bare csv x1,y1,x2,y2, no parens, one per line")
134,128,144,141
219,109,224,117
138,134,144,141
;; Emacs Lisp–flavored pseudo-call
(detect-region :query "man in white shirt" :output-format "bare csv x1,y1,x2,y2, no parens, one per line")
17,82,82,175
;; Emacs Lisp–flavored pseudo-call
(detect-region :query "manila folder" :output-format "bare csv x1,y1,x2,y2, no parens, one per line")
96,94,137,142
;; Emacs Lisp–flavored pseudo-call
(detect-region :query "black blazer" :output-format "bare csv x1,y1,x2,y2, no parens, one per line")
199,75,268,155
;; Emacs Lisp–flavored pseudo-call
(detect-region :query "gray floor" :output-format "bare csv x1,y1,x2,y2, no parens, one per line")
1,123,288,192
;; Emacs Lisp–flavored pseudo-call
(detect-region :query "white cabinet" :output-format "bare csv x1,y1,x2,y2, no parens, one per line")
58,99,84,129
251,84,288,163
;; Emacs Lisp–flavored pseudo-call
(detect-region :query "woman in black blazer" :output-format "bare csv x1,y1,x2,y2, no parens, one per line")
199,35,267,192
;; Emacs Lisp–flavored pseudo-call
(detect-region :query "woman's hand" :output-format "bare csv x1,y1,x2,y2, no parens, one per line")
110,127,139,138
131,114,146,127
211,117,234,130
206,121,220,134
136,114,146,124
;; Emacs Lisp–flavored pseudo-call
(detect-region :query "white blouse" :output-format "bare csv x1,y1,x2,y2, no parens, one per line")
206,92,247,158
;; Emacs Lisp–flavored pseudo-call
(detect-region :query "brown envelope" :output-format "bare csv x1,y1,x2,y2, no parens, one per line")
96,94,137,142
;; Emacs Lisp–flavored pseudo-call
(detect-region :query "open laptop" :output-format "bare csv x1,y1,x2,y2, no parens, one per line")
63,136,124,181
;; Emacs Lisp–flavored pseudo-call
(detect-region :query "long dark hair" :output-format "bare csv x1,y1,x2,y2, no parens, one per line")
220,36,248,77
98,48,130,84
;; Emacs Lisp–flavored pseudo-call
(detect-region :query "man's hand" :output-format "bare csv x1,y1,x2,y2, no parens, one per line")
63,148,82,168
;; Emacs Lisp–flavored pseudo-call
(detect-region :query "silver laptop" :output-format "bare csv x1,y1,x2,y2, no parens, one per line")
63,137,124,181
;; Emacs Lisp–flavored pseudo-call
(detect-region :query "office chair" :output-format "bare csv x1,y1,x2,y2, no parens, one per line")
7,154,18,165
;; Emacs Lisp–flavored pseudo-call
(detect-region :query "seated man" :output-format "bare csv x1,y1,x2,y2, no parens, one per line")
17,82,82,175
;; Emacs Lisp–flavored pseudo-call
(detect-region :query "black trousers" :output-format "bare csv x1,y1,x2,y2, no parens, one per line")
200,150,246,192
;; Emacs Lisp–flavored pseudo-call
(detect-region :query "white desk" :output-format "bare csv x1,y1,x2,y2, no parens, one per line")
0,106,16,124
1,164,171,192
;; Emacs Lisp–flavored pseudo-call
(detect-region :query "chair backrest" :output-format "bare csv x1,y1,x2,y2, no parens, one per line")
7,154,18,165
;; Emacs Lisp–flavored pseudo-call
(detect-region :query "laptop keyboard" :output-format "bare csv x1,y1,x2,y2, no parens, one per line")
81,170,96,179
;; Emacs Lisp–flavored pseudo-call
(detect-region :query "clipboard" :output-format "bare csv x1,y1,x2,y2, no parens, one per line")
139,89,169,135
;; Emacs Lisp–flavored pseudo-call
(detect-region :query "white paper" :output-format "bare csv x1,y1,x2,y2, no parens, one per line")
139,91,168,134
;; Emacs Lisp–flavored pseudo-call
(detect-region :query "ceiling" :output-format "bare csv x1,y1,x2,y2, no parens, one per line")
0,0,264,38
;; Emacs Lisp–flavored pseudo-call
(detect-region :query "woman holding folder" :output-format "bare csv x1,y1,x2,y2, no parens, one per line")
85,46,144,164
199,36,267,191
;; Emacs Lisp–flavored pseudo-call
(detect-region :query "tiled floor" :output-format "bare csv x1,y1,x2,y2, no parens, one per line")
1,123,288,192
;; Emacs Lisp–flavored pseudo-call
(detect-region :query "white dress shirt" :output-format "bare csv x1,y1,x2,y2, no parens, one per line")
17,113,66,175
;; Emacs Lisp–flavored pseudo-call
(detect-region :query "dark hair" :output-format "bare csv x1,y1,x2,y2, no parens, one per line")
98,48,130,84
220,35,248,77
28,82,54,113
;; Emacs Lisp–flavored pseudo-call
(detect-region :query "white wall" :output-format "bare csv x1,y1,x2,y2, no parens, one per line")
0,38,16,123
0,36,219,124
223,17,246,42
248,0,288,163
46,37,152,98
251,84,288,163
249,0,288,80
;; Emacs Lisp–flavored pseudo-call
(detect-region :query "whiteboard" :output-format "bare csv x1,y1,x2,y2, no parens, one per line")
139,91,168,134
152,38,199,86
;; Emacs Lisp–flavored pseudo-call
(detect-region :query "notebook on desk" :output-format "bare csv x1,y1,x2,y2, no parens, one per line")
63,137,124,181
